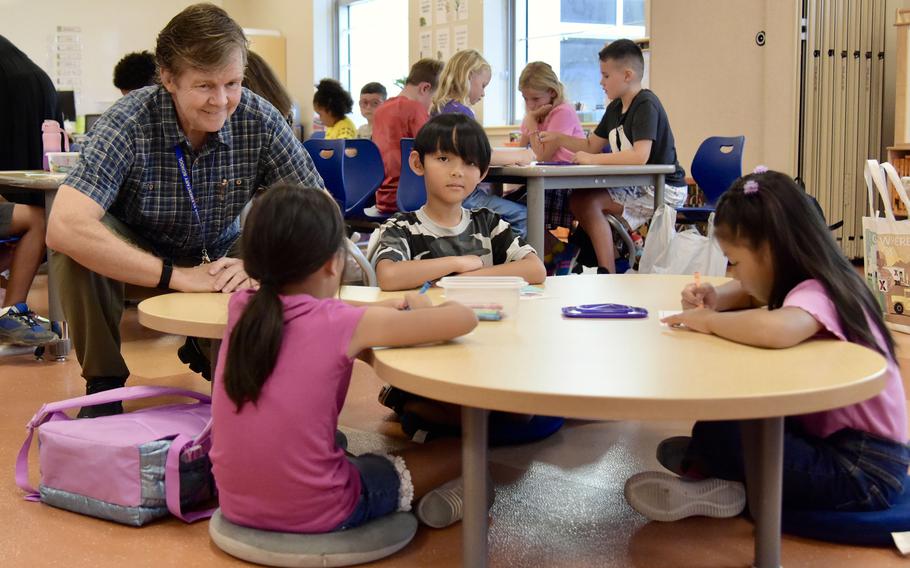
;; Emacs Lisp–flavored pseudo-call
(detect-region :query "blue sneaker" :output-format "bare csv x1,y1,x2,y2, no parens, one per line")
0,303,57,346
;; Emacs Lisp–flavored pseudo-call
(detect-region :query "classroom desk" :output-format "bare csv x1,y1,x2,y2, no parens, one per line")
0,170,69,359
136,276,888,568
485,164,676,255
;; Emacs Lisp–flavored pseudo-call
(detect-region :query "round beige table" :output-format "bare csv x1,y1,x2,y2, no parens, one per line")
138,276,888,568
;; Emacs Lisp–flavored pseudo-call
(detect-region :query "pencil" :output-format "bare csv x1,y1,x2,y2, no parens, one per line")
418,281,432,294
694,272,703,308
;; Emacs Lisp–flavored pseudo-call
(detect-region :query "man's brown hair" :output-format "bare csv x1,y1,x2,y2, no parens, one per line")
156,3,248,75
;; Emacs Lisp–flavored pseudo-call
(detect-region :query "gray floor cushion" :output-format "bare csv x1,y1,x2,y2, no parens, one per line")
209,508,418,567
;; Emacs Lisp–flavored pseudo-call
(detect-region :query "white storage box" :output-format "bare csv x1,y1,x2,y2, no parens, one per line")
437,276,527,320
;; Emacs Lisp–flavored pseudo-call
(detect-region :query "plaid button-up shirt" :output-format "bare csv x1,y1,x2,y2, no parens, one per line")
65,86,324,261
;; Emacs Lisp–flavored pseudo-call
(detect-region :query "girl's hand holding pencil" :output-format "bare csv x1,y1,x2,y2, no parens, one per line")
682,274,717,311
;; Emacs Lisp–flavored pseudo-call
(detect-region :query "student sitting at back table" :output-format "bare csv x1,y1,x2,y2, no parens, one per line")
0,202,56,345
371,58,443,214
539,39,687,273
371,113,546,291
243,52,294,127
357,82,386,139
313,78,356,139
113,51,157,95
431,49,533,236
212,185,483,532
518,61,585,232
625,170,909,522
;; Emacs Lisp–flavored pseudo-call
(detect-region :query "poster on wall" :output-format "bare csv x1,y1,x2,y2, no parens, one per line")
453,25,469,52
455,0,468,21
418,0,432,27
419,30,432,58
435,28,451,61
435,0,449,25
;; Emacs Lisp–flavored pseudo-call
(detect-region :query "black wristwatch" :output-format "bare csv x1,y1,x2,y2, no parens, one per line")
157,258,173,290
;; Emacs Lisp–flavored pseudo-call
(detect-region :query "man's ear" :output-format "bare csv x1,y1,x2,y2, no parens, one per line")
160,68,178,94
408,150,426,177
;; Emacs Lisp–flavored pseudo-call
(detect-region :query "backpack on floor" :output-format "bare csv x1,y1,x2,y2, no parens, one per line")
15,386,216,526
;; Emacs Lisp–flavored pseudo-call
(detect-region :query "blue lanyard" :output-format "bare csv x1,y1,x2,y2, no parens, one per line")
174,145,211,263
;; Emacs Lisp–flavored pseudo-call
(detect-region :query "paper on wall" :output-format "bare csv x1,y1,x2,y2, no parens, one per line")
418,0,432,27
454,25,468,52
419,31,432,58
436,28,451,61
435,0,449,25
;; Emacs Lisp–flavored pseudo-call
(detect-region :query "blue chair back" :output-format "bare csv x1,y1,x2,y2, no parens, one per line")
690,136,745,206
303,138,346,209
342,139,384,214
397,138,427,212
309,131,326,140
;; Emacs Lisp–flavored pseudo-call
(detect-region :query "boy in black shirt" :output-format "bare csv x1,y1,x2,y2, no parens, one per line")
540,39,687,273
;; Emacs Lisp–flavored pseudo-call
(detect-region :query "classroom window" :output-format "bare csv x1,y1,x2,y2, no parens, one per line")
337,0,409,128
512,0,646,125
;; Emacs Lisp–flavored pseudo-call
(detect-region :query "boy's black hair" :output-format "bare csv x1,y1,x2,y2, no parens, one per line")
224,185,345,411
598,39,644,79
313,78,354,120
113,51,157,91
413,113,491,172
714,171,895,360
360,81,387,98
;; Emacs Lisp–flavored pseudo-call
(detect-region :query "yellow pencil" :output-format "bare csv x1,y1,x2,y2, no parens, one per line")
694,271,703,308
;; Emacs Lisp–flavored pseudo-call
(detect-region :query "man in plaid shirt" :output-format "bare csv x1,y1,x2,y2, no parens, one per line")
46,4,323,417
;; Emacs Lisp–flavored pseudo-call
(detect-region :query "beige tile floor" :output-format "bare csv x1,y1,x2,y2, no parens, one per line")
1,275,909,567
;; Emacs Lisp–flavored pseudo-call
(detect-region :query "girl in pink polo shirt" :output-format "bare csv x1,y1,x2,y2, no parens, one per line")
210,185,480,533
625,169,909,521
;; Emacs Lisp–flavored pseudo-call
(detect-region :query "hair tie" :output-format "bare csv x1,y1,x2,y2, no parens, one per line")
753,165,768,174
743,180,760,195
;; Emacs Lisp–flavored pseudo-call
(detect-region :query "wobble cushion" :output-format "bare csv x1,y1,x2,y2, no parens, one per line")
781,489,910,546
209,509,418,567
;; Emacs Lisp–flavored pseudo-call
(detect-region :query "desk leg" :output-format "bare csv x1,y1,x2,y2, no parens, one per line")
462,406,489,568
741,417,784,568
43,188,70,361
526,178,545,255
653,173,666,211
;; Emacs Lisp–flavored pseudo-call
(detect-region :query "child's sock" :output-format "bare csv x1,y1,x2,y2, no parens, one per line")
623,471,746,522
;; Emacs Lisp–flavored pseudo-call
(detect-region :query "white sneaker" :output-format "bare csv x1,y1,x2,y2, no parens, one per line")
624,471,746,522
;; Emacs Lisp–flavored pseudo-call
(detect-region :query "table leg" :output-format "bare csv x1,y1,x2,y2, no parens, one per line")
653,173,666,211
43,188,70,361
741,417,784,568
462,406,489,568
526,178,545,255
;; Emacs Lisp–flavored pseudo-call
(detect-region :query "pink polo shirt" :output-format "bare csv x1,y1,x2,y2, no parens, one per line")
211,291,367,532
520,102,585,163
784,279,907,443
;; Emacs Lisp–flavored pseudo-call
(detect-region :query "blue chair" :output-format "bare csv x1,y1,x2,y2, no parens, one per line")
677,135,745,222
397,138,427,212
309,131,326,140
303,138,346,210
342,139,385,215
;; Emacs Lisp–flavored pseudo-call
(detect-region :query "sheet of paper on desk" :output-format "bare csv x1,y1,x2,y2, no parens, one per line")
892,531,910,555
659,310,683,327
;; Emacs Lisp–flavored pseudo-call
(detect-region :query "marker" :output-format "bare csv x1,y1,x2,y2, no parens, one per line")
694,271,704,308
418,281,432,295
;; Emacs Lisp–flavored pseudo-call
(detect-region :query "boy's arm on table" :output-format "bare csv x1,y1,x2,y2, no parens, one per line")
574,139,652,166
464,254,547,284
376,256,483,291
538,131,608,155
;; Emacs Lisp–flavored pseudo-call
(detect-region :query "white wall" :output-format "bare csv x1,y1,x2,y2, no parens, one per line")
0,0,215,115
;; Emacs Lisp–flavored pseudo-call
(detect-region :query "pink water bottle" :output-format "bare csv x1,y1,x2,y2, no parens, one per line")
41,120,69,170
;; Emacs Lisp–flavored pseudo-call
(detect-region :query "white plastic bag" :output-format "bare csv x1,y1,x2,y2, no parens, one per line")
638,204,728,276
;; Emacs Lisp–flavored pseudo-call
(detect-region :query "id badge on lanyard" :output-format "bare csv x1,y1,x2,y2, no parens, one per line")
174,145,211,264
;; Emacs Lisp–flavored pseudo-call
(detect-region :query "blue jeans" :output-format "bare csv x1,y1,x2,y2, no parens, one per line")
685,419,910,511
463,187,528,238
333,454,401,531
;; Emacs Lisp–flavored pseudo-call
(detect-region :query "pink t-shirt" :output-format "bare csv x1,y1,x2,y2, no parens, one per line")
784,279,907,443
520,102,585,163
211,291,367,533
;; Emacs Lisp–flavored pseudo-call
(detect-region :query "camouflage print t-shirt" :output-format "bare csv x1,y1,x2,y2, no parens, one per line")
371,207,536,268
